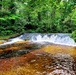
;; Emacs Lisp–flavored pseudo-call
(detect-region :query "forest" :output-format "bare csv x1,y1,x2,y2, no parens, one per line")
0,0,76,41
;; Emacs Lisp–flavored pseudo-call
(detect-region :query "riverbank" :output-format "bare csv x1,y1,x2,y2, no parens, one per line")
0,33,21,40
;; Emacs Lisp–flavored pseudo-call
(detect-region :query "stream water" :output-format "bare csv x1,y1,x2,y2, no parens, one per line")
0,33,76,47
0,33,76,75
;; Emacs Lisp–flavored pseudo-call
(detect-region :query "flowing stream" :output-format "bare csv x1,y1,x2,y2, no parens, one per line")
31,34,76,46
0,33,76,47
0,33,76,75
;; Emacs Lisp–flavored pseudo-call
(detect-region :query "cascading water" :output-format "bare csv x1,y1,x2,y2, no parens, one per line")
31,34,76,46
0,37,24,47
0,33,76,47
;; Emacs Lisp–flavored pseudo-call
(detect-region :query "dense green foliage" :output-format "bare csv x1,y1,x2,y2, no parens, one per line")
0,0,76,36
71,30,76,42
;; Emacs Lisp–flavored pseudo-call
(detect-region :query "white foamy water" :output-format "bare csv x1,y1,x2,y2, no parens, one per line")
31,34,76,46
0,38,24,47
0,34,76,47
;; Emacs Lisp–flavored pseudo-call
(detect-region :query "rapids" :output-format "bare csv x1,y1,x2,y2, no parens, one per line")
0,33,76,47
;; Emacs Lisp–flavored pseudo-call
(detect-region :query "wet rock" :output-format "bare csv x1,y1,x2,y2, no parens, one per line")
0,44,76,75
0,40,5,44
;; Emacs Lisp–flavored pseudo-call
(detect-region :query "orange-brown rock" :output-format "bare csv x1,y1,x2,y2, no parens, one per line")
0,41,33,54
38,45,76,57
0,40,5,44
0,45,76,75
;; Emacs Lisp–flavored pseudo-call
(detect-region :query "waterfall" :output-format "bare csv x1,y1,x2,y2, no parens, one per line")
31,34,76,46
0,33,76,47
0,37,24,47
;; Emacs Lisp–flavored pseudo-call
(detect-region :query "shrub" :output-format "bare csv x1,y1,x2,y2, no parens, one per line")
71,30,76,42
